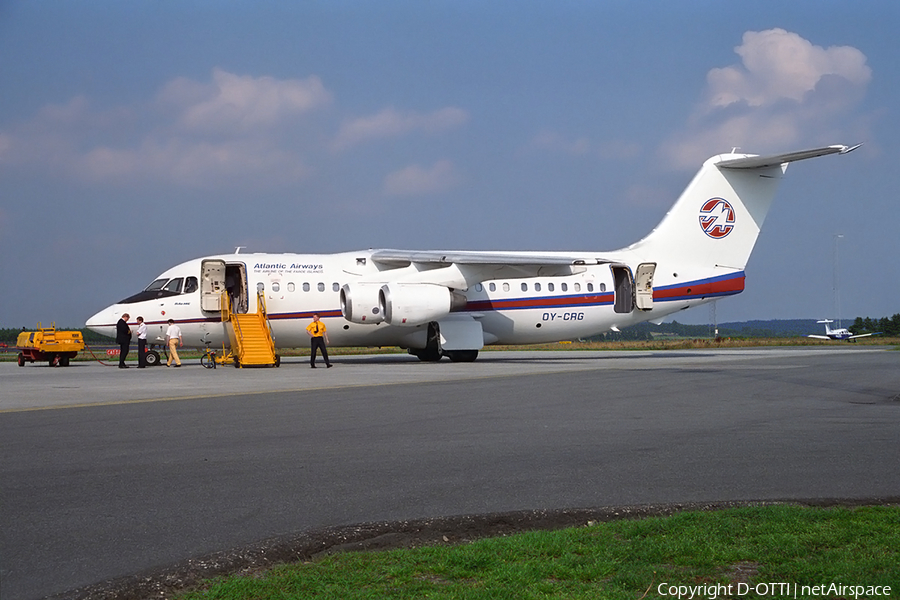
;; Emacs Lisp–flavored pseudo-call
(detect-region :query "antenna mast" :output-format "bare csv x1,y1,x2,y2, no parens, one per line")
833,234,843,328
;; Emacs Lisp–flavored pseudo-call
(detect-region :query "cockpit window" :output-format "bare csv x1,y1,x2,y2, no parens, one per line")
118,275,195,304
163,278,184,294
145,278,168,292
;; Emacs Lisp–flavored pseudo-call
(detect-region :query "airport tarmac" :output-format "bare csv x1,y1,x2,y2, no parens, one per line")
1,347,898,599
4,346,893,413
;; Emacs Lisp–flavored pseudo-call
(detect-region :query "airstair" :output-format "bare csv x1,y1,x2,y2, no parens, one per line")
222,291,279,368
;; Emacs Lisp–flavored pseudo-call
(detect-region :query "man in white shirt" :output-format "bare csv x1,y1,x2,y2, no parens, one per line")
136,316,148,368
165,319,183,367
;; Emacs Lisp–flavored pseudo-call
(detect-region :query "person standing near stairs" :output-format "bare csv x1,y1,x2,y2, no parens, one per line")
306,313,332,368
165,319,183,367
136,316,148,368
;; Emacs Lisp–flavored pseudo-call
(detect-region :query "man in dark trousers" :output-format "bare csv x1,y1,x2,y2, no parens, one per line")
116,313,132,369
135,316,147,368
306,313,332,368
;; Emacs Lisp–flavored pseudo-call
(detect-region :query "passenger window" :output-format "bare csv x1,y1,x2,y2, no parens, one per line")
333,283,340,292
561,282,567,292
288,282,295,292
318,282,325,292
475,283,483,292
302,282,310,292
163,278,183,294
587,283,594,292
257,282,264,293
272,282,280,292
184,277,198,294
548,283,555,292
535,282,541,292
521,283,528,292
574,282,581,292
502,283,510,292
600,283,607,292
489,283,496,292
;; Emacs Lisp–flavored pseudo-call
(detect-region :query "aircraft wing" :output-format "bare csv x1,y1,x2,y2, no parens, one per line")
369,249,617,288
848,332,880,339
371,249,614,267
807,335,832,340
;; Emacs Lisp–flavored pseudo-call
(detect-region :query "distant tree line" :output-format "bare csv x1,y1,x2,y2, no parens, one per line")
589,315,900,341
2,315,897,346
852,314,900,337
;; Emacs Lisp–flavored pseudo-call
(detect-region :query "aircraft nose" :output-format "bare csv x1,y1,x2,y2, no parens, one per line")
85,306,118,337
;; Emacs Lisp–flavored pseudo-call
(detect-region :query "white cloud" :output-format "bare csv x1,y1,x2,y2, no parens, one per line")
707,29,870,109
0,69,325,188
159,68,332,133
332,107,468,151
0,69,469,192
383,160,459,196
663,29,871,169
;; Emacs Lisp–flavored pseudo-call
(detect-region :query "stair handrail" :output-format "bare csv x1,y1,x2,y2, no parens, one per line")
256,290,277,358
224,291,245,361
220,290,232,323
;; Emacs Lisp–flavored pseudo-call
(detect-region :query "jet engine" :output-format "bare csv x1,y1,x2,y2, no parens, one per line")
340,283,385,324
378,283,468,326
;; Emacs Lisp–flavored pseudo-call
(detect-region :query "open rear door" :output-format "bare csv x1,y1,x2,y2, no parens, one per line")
200,259,226,312
611,265,634,314
634,262,656,311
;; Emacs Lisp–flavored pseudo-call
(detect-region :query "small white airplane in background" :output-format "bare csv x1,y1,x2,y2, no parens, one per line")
86,143,859,363
808,319,880,341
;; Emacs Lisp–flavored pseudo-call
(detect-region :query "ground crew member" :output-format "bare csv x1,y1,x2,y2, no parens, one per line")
136,316,148,368
306,313,332,368
165,319,182,367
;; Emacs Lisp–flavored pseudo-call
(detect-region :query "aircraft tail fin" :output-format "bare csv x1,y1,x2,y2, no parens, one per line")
817,318,835,335
623,145,858,277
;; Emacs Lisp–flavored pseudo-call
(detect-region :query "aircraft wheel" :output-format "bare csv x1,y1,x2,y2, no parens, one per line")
413,348,442,362
445,350,479,362
145,351,161,367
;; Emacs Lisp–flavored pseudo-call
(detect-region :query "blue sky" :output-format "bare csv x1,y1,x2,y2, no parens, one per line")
1,1,897,329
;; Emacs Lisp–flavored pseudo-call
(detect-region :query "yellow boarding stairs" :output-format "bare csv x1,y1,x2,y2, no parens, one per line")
221,291,279,368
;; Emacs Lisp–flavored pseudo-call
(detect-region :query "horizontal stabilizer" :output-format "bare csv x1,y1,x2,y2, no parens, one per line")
717,144,861,170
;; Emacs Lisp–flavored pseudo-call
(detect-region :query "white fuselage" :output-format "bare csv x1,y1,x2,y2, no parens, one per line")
85,250,740,350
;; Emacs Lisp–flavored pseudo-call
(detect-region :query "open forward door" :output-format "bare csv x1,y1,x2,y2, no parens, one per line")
634,262,656,311
201,259,227,312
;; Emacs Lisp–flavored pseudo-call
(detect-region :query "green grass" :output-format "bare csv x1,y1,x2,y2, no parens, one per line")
179,505,899,599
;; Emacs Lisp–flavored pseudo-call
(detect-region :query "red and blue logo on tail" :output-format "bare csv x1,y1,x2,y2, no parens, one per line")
699,197,735,239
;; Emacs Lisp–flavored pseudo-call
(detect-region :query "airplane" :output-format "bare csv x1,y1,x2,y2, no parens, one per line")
807,319,880,341
86,143,859,364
